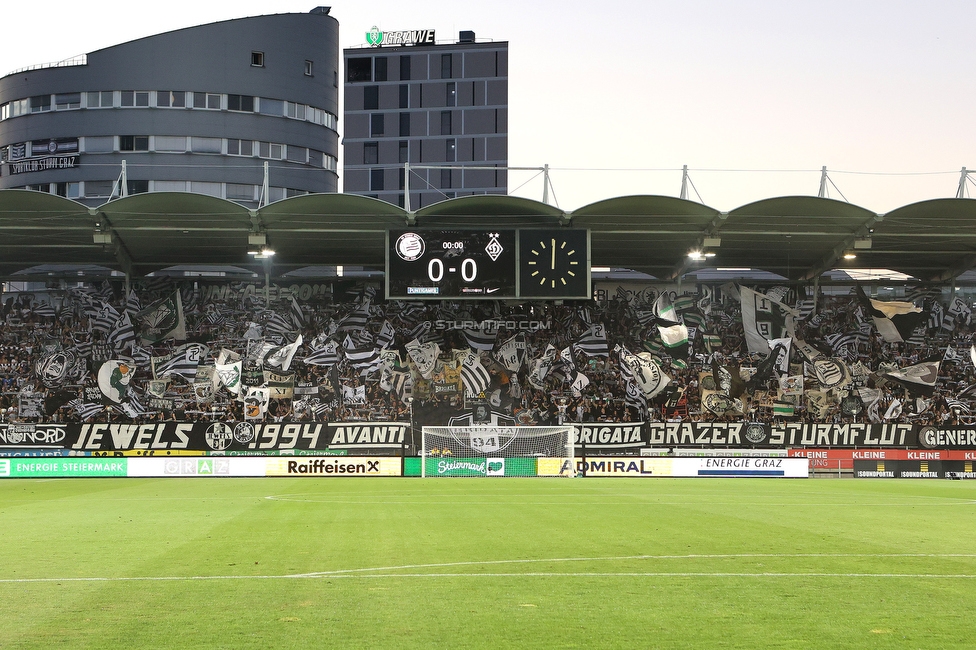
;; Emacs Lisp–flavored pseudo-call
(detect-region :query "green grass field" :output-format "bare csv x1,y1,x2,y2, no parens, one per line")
1,477,974,649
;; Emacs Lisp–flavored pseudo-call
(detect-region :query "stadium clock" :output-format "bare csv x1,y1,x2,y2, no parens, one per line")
517,229,590,299
386,229,517,299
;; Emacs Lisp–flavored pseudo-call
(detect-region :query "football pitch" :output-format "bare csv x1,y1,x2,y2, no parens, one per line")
1,477,974,649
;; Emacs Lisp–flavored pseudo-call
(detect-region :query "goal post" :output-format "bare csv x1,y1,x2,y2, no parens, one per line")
420,425,576,477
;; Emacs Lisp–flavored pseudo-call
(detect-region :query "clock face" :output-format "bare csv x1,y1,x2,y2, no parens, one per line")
518,229,590,298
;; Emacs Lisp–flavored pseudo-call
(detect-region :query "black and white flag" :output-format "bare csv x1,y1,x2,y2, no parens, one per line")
885,357,941,397
855,285,925,343
574,323,609,357
459,351,491,397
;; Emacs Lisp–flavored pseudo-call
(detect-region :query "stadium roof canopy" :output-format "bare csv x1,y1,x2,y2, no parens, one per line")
1,189,974,284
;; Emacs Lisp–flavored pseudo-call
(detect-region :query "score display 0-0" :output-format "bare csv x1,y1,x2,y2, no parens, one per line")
385,228,590,300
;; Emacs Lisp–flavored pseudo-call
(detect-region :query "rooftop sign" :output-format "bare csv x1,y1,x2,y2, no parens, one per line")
366,26,435,47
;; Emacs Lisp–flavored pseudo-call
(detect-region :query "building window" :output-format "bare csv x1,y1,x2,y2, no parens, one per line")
364,142,379,165
399,141,408,164
364,86,379,110
441,54,453,79
119,136,149,152
446,138,456,162
154,136,187,152
399,113,410,137
193,92,220,110
399,85,408,109
441,168,452,189
370,114,384,137
258,98,283,116
190,137,222,154
121,91,150,107
259,142,284,160
370,169,384,191
304,60,314,76
127,180,149,195
55,93,81,110
251,51,265,67
441,111,452,135
347,58,372,82
226,183,256,201
82,136,114,153
87,91,114,108
227,94,254,112
374,57,388,82
30,95,52,113
286,146,308,163
227,139,254,156
84,181,115,198
156,91,186,108
446,82,456,107
398,167,405,190
400,55,411,81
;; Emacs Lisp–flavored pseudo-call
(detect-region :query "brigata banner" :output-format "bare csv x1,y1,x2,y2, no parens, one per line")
574,423,647,453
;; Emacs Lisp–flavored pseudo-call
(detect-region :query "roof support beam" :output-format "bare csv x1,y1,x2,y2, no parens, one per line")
929,254,976,282
799,213,885,281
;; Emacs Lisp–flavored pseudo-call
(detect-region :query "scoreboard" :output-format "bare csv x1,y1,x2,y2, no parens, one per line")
386,228,590,300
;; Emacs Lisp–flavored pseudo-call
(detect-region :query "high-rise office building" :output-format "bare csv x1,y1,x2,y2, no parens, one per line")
0,9,340,208
343,29,508,209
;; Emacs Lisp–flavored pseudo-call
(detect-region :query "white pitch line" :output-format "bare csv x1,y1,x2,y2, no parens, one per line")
4,553,976,584
3,572,976,584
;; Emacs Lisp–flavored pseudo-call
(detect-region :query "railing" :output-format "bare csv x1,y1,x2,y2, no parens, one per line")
6,55,88,76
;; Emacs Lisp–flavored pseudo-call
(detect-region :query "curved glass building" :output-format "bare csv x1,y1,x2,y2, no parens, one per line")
0,8,339,207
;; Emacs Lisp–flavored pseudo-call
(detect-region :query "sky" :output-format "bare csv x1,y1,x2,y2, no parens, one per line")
1,0,973,212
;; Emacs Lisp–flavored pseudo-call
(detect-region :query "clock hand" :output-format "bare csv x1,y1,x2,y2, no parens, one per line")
551,238,556,270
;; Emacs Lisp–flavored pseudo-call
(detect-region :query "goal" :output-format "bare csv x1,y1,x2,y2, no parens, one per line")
420,425,576,477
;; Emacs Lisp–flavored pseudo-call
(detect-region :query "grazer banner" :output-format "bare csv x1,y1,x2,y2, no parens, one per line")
646,422,920,448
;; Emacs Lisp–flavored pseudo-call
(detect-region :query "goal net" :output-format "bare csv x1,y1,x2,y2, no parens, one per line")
420,425,576,477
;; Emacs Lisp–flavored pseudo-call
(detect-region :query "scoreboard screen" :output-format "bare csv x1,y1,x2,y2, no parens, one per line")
386,229,517,299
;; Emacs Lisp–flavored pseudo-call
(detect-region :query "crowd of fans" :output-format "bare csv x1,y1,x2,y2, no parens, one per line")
1,280,973,428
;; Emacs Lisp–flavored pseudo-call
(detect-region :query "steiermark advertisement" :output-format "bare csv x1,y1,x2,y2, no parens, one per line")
404,457,537,477
0,458,127,478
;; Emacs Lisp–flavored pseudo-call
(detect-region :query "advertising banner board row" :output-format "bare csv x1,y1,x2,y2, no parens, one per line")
403,457,809,478
0,457,403,478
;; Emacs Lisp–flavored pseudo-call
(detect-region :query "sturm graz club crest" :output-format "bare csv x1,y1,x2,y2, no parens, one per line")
744,423,767,444
233,422,255,444
205,423,233,451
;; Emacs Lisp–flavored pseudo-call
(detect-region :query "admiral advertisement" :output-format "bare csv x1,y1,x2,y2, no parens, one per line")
537,457,809,478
